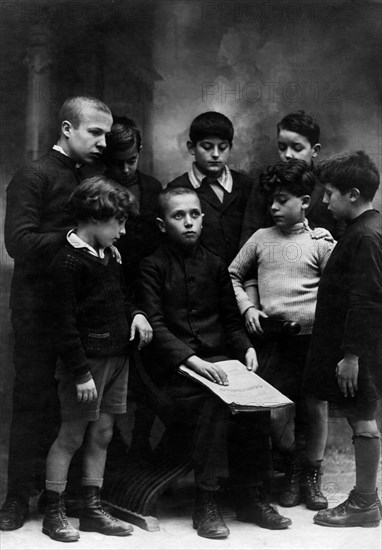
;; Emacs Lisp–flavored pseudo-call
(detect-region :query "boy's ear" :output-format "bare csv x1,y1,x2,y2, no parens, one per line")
301,195,311,210
61,120,72,139
156,217,166,233
349,187,361,202
187,141,196,155
312,143,321,158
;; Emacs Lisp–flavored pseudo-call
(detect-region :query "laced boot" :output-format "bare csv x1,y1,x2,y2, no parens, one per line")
79,486,133,536
314,488,381,528
42,491,79,542
192,489,230,539
0,495,29,531
278,452,303,507
301,462,328,510
236,485,292,530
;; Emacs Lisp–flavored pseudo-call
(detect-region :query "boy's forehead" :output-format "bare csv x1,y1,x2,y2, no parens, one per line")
108,145,139,161
166,193,201,211
277,129,311,145
198,136,230,145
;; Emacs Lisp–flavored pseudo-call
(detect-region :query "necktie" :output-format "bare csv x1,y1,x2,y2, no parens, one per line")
201,177,225,202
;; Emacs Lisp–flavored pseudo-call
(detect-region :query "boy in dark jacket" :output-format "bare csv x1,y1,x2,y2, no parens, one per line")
303,151,382,528
42,177,152,542
166,111,254,265
138,186,291,539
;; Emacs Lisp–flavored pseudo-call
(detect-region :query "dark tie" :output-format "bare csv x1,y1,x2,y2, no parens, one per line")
201,177,225,202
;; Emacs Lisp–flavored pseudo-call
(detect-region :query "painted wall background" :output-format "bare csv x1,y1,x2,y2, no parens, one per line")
0,0,381,464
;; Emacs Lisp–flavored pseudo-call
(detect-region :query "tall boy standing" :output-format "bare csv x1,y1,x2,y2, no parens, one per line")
1,96,113,531
167,111,254,264
138,187,291,539
303,151,382,528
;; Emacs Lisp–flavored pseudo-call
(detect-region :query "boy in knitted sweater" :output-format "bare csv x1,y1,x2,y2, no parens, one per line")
229,159,335,511
42,176,152,542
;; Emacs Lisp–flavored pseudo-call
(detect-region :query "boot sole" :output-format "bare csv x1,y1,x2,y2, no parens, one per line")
79,525,133,536
192,521,230,538
42,528,79,542
236,515,292,529
314,518,380,528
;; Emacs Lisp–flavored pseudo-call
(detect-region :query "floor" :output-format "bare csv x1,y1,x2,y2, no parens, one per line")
1,467,381,550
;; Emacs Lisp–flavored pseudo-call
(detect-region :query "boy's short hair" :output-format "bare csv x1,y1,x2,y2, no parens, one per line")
58,96,112,129
105,116,142,155
317,151,380,201
158,186,201,217
68,176,137,221
259,159,317,197
277,110,320,146
189,111,234,145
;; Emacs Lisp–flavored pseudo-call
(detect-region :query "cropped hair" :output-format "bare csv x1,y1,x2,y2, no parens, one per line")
67,176,138,222
277,110,320,146
158,186,200,217
317,151,380,201
105,116,143,156
259,159,317,198
189,111,234,145
58,96,112,129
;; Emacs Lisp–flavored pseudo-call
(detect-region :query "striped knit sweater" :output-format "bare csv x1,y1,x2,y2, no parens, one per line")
229,222,335,335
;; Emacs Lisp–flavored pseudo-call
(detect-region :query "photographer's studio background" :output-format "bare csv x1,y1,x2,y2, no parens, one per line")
1,0,381,491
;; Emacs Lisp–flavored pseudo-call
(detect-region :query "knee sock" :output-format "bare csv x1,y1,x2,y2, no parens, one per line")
353,435,381,494
45,480,67,494
81,477,103,488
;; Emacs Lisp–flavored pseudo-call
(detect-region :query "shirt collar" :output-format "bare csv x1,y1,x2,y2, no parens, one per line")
188,163,233,193
67,229,105,259
53,145,82,169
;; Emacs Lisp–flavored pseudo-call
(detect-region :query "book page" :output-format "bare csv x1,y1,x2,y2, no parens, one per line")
178,360,293,410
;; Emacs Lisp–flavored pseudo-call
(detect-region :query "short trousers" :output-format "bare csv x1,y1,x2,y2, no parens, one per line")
329,398,380,421
56,355,129,422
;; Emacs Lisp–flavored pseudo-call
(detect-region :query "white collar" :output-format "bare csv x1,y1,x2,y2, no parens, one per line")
67,229,105,259
188,163,233,193
53,145,82,169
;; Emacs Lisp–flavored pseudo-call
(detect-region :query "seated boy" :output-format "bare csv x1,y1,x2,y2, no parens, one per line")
302,151,382,528
166,111,254,264
229,159,335,510
104,116,163,289
42,176,152,542
138,186,292,539
241,110,342,245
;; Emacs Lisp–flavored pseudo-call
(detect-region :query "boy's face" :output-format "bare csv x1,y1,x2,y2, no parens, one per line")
63,105,113,165
157,194,203,247
187,136,231,178
106,144,140,185
323,183,353,220
90,216,127,250
269,186,310,229
277,129,320,164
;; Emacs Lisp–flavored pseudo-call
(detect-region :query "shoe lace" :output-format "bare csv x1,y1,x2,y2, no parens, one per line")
206,500,221,522
306,469,323,496
2,497,25,514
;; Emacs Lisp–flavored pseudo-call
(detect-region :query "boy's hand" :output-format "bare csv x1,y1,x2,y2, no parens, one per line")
76,378,97,403
130,314,153,349
244,307,268,335
185,356,229,386
245,347,258,371
336,354,359,398
110,245,122,264
310,227,335,243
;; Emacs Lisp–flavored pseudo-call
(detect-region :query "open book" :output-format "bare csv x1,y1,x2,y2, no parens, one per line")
178,360,293,414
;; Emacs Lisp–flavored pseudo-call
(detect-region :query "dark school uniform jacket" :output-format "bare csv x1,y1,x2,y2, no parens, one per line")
303,210,382,404
109,170,163,290
167,170,254,264
137,241,252,385
4,150,82,312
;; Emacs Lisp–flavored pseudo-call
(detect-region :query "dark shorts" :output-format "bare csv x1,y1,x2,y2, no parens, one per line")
56,355,129,422
329,398,380,421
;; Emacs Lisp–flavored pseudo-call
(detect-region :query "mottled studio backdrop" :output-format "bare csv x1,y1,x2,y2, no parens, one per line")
0,0,381,458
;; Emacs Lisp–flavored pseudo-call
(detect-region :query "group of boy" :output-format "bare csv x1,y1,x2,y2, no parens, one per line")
0,96,381,542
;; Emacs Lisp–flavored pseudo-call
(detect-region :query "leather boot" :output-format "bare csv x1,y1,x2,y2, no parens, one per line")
236,485,292,530
0,495,29,531
278,452,302,507
314,488,381,528
301,462,328,510
79,486,133,536
192,489,230,539
42,490,79,542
